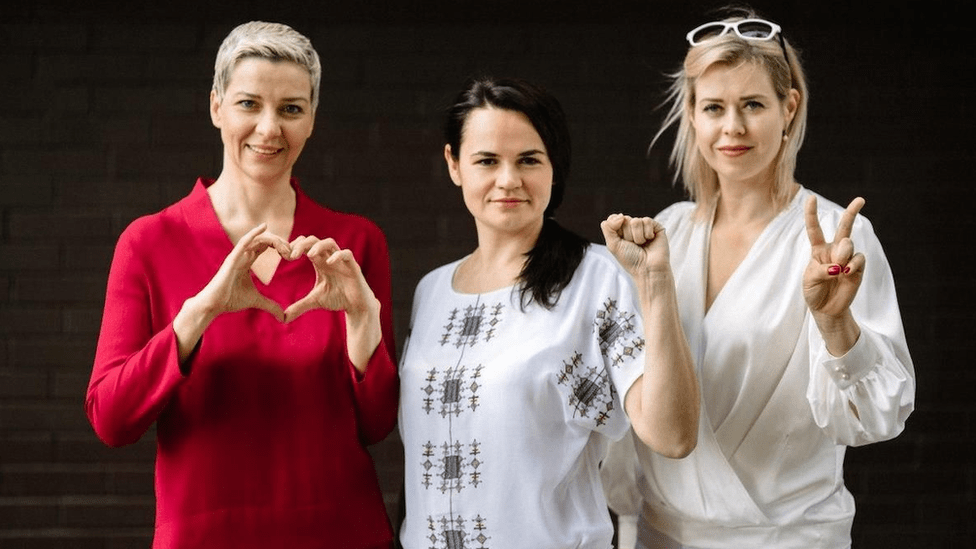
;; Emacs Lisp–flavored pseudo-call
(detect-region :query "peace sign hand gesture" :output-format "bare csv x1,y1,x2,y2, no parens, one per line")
803,195,866,356
803,195,866,318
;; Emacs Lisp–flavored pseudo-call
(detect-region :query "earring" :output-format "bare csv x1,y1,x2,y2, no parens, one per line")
782,129,788,142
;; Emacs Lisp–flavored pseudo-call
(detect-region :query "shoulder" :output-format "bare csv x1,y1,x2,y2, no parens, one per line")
295,190,388,250
580,245,625,274
655,201,697,232
569,245,634,295
116,199,187,250
414,259,462,297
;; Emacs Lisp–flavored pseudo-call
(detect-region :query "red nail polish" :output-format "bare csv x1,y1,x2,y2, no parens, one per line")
827,265,841,276
843,266,851,274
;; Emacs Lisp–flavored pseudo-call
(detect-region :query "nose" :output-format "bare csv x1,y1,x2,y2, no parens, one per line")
722,109,746,136
495,162,522,190
255,108,282,138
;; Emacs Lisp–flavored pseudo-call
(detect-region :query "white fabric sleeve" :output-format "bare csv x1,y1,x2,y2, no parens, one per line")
601,431,643,535
806,216,916,446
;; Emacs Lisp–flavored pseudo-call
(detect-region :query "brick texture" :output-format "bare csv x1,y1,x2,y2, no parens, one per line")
1,1,972,547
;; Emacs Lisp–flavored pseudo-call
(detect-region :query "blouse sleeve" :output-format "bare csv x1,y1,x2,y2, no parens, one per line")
567,251,646,441
805,216,916,446
85,224,187,447
347,225,399,445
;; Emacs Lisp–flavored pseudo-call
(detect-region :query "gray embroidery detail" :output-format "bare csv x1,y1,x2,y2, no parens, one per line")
427,514,490,549
595,298,644,367
441,302,504,348
558,352,617,426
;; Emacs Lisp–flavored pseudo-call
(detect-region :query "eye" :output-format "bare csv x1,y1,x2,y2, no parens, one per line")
744,100,766,110
238,99,257,109
519,156,542,165
702,103,723,114
281,104,305,115
474,157,497,166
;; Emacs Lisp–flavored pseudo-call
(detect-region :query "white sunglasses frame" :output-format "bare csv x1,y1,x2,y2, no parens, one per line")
685,18,783,46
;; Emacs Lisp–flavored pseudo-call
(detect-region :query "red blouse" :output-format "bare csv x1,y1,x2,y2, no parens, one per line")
86,178,398,548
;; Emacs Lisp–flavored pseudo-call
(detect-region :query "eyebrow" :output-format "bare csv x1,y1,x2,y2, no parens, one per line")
233,91,310,104
469,149,548,158
698,93,771,104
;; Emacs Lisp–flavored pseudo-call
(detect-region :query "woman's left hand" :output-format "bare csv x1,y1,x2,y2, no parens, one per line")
601,214,671,278
283,236,379,323
803,195,866,319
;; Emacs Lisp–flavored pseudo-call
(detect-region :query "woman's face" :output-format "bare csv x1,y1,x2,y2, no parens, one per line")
445,107,553,241
691,61,797,189
210,57,314,186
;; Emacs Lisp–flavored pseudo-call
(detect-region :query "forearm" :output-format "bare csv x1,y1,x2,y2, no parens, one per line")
344,296,383,374
172,295,219,364
631,271,700,457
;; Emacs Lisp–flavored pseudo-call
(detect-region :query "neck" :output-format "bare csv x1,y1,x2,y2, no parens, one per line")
454,221,542,293
714,176,798,226
208,173,296,241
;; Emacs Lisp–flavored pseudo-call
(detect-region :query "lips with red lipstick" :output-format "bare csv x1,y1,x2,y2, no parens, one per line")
717,145,752,157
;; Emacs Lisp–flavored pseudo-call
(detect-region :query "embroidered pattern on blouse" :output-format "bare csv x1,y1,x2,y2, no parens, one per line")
422,364,485,416
595,298,644,366
557,352,617,426
441,303,504,347
556,298,643,427
427,514,490,549
421,440,484,492
421,295,502,548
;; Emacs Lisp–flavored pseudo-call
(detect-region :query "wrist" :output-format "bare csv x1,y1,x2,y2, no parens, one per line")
634,270,676,300
345,296,381,330
812,309,860,356
182,294,220,326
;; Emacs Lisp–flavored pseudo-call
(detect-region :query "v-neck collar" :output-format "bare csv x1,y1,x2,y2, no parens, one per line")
701,188,805,320
180,177,309,286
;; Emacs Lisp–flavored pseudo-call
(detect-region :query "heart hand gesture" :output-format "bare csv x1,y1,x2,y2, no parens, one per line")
197,223,291,322
283,236,379,323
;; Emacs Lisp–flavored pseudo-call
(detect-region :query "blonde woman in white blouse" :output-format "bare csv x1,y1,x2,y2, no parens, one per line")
603,9,915,549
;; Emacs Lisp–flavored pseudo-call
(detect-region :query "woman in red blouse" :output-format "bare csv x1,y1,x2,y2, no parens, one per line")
85,21,398,548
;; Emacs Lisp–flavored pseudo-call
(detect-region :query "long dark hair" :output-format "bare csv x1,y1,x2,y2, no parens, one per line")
445,76,589,309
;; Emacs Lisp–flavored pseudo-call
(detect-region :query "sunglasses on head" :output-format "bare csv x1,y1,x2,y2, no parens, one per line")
685,18,783,46
685,18,793,82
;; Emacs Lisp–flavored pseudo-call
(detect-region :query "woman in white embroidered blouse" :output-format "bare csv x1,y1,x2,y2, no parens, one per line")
397,76,699,549
602,7,916,549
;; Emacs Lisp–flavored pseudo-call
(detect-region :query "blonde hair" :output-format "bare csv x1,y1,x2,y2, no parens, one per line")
212,21,322,111
653,13,808,217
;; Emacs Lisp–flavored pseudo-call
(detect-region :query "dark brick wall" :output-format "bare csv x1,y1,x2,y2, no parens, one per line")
1,1,972,547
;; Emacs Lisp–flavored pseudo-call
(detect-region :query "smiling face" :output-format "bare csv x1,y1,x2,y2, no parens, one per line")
691,61,798,190
210,57,315,187
445,107,553,242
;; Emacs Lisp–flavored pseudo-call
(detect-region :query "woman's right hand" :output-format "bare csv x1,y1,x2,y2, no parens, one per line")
173,224,289,364
196,223,291,322
600,213,672,279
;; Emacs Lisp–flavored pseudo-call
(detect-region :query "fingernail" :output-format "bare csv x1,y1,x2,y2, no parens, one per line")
843,266,851,274
827,265,841,276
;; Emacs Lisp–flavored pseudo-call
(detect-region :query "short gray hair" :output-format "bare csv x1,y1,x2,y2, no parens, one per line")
212,21,322,111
